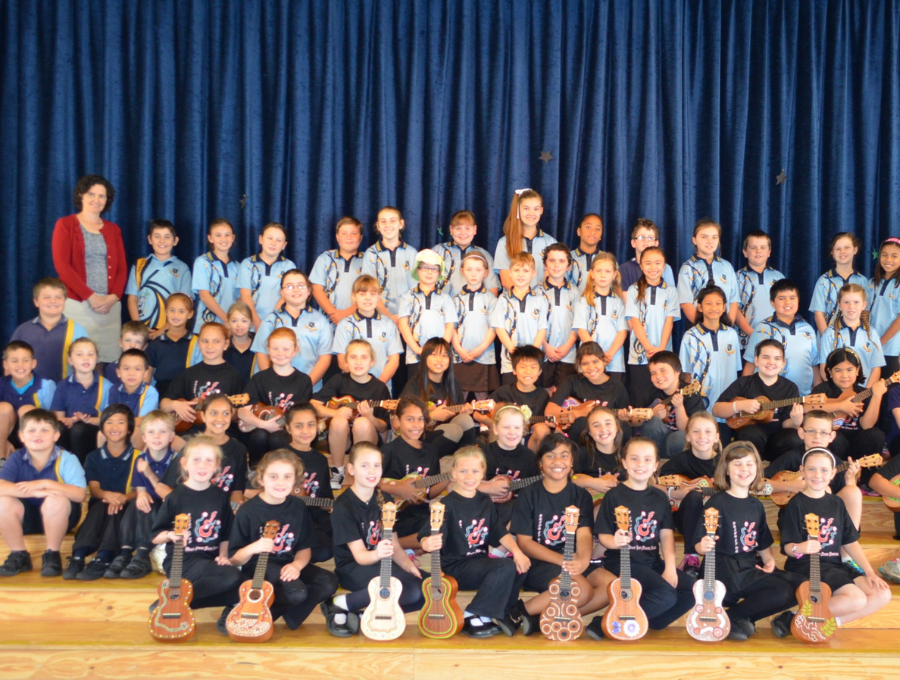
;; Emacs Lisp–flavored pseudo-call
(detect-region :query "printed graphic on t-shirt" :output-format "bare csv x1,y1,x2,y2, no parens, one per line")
365,520,382,549
464,518,489,554
817,516,837,550
271,524,295,554
213,465,234,492
194,380,222,400
303,471,321,497
737,521,758,553
269,392,296,410
632,510,658,548
539,513,566,547
193,511,222,545
404,463,431,477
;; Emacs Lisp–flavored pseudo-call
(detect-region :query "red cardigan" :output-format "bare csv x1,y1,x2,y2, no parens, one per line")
52,214,128,302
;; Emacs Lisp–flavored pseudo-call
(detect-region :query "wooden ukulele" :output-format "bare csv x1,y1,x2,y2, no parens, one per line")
226,520,279,642
881,472,900,512
382,471,451,511
418,502,463,638
657,474,773,510
361,502,406,640
769,454,882,507
725,393,826,430
541,506,584,641
492,404,576,431
791,513,837,643
148,514,196,642
572,473,619,506
317,396,400,433
559,398,602,425
428,398,496,415
489,473,543,503
238,402,286,433
174,393,250,433
828,370,900,429
602,506,648,640
652,379,702,408
686,507,730,641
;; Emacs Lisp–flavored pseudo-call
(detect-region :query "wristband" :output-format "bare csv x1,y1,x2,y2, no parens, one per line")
791,544,801,558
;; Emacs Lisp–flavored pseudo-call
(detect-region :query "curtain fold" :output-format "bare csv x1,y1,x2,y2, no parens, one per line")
1,0,899,340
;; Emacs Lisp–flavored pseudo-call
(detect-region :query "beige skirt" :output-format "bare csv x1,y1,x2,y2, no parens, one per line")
64,298,123,363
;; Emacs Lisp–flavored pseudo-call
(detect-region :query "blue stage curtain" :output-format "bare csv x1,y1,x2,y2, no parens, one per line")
1,0,899,340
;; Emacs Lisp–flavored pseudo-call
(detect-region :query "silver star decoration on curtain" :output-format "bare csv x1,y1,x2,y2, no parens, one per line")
776,169,787,185
539,150,554,164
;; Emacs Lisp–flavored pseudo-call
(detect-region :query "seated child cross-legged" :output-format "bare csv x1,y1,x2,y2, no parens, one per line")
0,409,86,577
321,442,424,637
773,448,890,637
419,446,530,638
229,449,338,630
572,406,624,504
510,434,615,639
64,405,140,580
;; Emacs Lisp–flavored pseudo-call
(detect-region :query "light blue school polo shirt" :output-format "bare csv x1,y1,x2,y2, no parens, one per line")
432,242,500,297
362,240,418,316
737,266,785,346
332,311,403,389
490,288,549,373
453,286,497,366
125,254,192,330
819,325,886,378
397,286,458,364
679,323,742,411
191,252,239,330
868,277,900,356
309,249,365,314
237,254,297,322
251,307,333,388
809,269,868,327
624,282,681,365
572,295,627,373
493,231,558,287
677,255,740,306
743,315,819,395
538,280,579,364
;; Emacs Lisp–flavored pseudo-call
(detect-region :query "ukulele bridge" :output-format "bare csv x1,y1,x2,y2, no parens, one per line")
161,613,183,619
427,614,446,620
808,617,826,623
241,613,260,620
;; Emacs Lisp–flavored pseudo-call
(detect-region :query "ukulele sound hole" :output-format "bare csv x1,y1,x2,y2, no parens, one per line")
620,590,631,601
704,590,715,601
379,588,391,599
560,589,570,598
248,590,262,603
810,593,820,604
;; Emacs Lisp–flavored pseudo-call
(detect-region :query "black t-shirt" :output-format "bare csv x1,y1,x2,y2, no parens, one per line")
644,384,706,431
401,373,463,407
164,361,245,401
161,437,248,493
151,483,234,571
381,437,442,481
811,382,866,431
246,367,313,411
660,451,717,479
489,384,550,418
224,338,256,385
877,453,900,482
288,445,333,500
574,445,620,477
229,494,317,573
479,441,539,482
551,375,630,410
416,490,508,564
331,487,393,575
764,448,845,494
688,491,773,558
780,492,860,568
313,372,391,422
717,374,800,427
510,481,594,554
594,483,674,565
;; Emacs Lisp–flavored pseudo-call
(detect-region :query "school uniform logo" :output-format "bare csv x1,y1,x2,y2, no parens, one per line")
306,322,317,332
271,524,295,553
532,308,540,319
194,511,222,544
539,513,566,547
464,518,489,550
380,332,387,341
739,521,758,553
365,520,382,548
725,344,735,355
213,465,235,492
171,269,181,276
633,511,658,543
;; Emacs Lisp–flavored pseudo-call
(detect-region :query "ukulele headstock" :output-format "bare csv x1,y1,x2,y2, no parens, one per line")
703,507,720,535
614,505,631,533
229,393,250,407
564,505,580,534
471,399,496,413
429,502,445,532
262,520,280,540
681,379,702,397
804,393,827,408
381,502,398,531
857,454,884,469
173,513,190,542
804,512,820,541
888,370,900,387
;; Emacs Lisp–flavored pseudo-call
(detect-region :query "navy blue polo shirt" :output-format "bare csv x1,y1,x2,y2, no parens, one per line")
130,448,177,501
83,445,139,495
146,333,198,383
10,316,88,382
0,375,57,410
50,374,111,418
107,382,160,417
0,446,86,506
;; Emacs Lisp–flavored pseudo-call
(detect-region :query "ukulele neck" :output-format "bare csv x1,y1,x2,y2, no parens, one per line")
252,552,270,590
380,527,394,590
170,537,185,583
758,396,806,411
560,529,575,591
808,534,822,597
703,531,716,593
620,540,631,591
414,472,452,489
509,474,543,491
429,528,443,599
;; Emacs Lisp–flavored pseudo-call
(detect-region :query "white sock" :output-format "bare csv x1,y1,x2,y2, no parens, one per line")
480,616,493,625
834,616,842,627
464,610,474,618
338,466,345,474
333,595,348,611
468,617,483,627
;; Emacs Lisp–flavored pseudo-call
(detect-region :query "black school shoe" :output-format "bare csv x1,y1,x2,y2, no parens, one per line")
320,599,358,637
76,558,110,581
770,611,795,639
0,550,32,577
120,554,153,580
104,554,129,579
493,614,521,637
41,550,62,577
63,556,85,580
586,616,605,641
217,606,234,636
509,599,540,637
462,618,498,638
728,618,756,641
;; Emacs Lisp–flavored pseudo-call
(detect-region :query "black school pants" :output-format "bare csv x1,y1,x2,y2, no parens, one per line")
252,560,338,629
118,501,160,550
180,558,242,610
604,556,696,630
672,491,704,545
724,574,798,623
72,500,127,557
443,556,526,620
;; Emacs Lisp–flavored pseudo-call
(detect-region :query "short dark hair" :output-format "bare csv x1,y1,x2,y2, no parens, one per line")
754,338,785,358
19,408,60,433
742,230,772,250
73,175,115,212
118,348,149,370
511,345,545,370
769,278,799,302
648,351,682,373
147,219,177,238
4,340,34,361
100,403,136,437
542,242,572,265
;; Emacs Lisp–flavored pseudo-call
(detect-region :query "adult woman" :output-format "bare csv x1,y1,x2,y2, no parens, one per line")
52,175,128,361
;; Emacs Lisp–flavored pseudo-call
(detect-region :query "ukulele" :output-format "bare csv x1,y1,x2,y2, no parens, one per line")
382,471,451,511
725,393,826,430
174,393,250,433
559,398,602,424
361,502,406,640
238,403,286,433
828,370,900,430
881,472,900,512
651,379,702,408
294,494,334,509
657,474,773,510
492,405,576,431
418,502,463,638
541,506,584,641
768,454,882,507
571,473,619,506
317,397,399,433
488,474,544,503
686,507,730,641
602,506,648,640
148,514,196,642
791,513,837,643
226,520,279,643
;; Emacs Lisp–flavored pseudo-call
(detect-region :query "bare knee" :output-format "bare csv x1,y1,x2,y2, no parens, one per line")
351,419,377,444
0,496,24,516
40,495,70,517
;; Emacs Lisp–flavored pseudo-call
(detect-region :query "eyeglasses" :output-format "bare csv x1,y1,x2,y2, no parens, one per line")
418,265,440,273
804,430,833,438
633,236,658,242
282,284,308,291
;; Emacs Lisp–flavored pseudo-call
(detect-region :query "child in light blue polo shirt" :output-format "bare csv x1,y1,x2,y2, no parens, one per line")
735,230,784,349
238,222,297,330
310,216,365,325
192,218,239,331
397,250,457,365
491,252,549,379
678,219,740,325
433,210,500,297
362,207,417,319
868,237,900,376
538,244,579,388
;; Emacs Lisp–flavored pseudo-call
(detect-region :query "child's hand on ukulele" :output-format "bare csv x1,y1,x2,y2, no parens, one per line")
563,553,590,577
336,407,355,421
697,534,717,555
390,479,425,504
669,393,684,410
420,534,443,553
844,457,861,486
136,490,154,513
431,405,454,422
375,538,395,559
357,402,374,418
482,477,509,499
590,476,618,495
734,399,761,414
872,379,889,399
253,537,275,554
613,528,633,548
651,403,669,420
797,540,821,555
169,529,190,544
789,403,804,427
261,417,283,433
280,562,301,582
838,399,865,418
170,400,197,423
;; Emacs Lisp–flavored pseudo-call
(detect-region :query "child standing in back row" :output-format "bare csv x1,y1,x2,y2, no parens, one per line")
678,219,740,325
192,219,239,331
810,233,868,335
433,210,500,297
539,244,579,389
573,253,628,383
238,222,297,331
735,231,784,349
494,189,556,290
567,213,605,293
362,207,418,321
452,252,499,400
310,217,366,326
